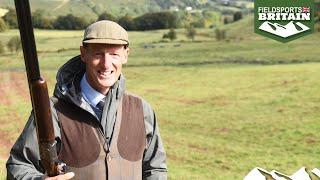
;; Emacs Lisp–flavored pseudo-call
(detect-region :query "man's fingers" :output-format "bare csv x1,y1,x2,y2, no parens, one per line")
45,172,75,180
60,172,75,179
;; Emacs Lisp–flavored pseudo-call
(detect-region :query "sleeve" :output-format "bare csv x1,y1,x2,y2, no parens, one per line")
6,113,45,180
6,100,61,180
141,100,168,180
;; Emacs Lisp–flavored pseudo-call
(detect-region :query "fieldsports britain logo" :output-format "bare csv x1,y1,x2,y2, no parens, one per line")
244,167,320,180
254,0,315,43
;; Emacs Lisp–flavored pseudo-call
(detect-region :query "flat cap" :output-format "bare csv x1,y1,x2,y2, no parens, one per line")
82,20,129,45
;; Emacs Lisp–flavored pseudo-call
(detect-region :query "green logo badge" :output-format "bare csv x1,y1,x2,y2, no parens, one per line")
254,0,315,43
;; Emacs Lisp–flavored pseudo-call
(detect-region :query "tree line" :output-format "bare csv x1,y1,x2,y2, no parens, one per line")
0,8,178,31
0,8,249,31
1,6,320,32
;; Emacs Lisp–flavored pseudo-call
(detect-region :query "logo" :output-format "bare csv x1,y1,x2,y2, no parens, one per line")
244,167,320,180
254,0,315,43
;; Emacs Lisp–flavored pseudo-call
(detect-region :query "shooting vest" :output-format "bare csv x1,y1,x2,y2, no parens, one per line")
54,92,146,179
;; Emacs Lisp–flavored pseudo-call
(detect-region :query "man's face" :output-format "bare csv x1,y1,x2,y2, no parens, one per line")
80,43,129,94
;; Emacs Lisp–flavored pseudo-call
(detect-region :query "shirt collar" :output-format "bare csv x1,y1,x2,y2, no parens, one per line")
80,73,105,107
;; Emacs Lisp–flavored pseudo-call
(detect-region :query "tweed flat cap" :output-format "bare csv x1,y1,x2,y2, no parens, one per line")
82,20,129,45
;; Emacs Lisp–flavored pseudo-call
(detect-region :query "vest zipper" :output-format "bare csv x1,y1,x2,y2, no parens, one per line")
91,119,110,153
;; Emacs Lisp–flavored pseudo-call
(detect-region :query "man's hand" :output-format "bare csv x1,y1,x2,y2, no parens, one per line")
45,172,75,180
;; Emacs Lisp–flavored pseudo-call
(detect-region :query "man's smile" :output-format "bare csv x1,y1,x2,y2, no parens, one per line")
98,70,114,78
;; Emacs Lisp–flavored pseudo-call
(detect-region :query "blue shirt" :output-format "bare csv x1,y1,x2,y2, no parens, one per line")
80,73,105,107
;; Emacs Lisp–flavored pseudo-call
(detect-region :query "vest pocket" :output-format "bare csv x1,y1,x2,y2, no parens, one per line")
55,100,101,167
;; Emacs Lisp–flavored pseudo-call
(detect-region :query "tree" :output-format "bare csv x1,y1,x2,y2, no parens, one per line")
223,17,229,24
215,29,226,41
316,23,320,32
133,11,178,30
7,36,22,52
118,14,135,30
40,18,55,29
0,41,5,54
32,9,45,27
3,8,18,28
233,11,243,22
314,3,320,31
0,18,7,32
32,9,54,29
186,26,196,41
98,12,117,22
162,29,177,41
190,18,205,28
53,14,89,30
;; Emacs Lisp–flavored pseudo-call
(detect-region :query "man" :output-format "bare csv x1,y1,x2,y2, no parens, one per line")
6,20,167,180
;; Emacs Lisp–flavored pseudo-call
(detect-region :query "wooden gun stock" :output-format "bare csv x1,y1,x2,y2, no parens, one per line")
14,0,65,176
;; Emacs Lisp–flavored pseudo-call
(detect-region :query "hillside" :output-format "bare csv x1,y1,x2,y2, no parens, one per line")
0,0,252,19
224,14,256,40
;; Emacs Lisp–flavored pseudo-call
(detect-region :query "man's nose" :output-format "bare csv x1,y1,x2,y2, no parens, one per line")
102,53,113,68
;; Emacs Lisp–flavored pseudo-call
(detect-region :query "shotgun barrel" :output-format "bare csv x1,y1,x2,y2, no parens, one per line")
14,0,65,176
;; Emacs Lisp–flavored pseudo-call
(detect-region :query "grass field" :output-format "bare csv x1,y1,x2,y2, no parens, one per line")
0,16,320,179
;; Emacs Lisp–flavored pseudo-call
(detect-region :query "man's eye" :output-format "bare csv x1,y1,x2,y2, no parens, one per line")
111,54,120,59
95,53,102,56
92,52,103,57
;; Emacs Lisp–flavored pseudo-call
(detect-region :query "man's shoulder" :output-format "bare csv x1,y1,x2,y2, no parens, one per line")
123,91,141,99
123,91,153,110
49,96,76,111
49,96,67,107
123,91,156,132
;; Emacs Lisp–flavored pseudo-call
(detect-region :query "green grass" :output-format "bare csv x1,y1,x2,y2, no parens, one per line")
124,63,320,179
2,63,320,179
0,158,6,180
0,16,320,179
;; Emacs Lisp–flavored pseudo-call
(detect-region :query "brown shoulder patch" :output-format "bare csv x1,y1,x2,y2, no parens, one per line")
118,93,146,161
55,100,101,168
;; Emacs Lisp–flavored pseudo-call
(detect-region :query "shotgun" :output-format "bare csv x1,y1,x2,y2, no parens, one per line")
14,0,65,176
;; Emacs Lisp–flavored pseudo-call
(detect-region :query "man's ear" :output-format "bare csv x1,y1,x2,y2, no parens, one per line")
80,46,86,63
122,47,130,64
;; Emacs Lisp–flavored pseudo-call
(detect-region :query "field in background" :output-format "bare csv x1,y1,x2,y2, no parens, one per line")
0,16,319,70
0,16,320,179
